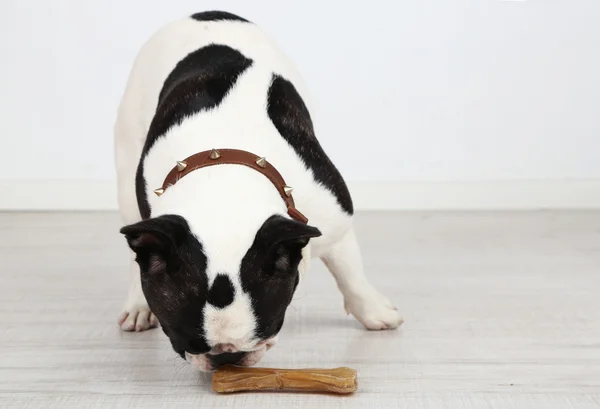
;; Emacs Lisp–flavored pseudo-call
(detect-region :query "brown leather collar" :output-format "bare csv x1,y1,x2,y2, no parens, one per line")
152,148,308,224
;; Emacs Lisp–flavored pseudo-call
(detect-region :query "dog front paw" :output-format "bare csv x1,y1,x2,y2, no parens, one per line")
118,303,159,332
344,287,404,330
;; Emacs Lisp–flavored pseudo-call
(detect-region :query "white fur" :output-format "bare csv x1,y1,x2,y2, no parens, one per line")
203,289,257,351
114,17,402,360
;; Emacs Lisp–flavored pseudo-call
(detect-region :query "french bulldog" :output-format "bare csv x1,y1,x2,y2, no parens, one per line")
114,10,402,371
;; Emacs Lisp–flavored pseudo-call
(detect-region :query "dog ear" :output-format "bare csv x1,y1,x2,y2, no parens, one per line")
254,215,321,273
258,215,321,249
120,215,187,274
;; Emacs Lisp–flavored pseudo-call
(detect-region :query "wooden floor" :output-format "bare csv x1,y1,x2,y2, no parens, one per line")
1,211,599,408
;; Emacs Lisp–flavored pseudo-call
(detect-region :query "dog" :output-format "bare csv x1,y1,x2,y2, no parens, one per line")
114,11,403,371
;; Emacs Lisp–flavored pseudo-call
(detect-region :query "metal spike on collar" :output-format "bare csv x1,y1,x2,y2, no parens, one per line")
176,161,188,171
255,157,267,168
283,186,294,197
209,149,221,160
153,188,165,197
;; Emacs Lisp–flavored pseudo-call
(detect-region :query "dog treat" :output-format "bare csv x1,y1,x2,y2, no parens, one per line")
212,365,358,394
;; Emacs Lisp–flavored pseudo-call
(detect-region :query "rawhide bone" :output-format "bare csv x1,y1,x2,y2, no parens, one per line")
212,365,358,394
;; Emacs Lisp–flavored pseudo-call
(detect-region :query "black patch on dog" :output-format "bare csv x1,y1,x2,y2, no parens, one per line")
120,215,212,357
208,274,235,308
190,11,250,23
267,75,354,214
136,45,253,219
240,215,321,339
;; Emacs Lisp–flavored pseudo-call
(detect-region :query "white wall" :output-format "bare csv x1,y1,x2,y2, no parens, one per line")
1,1,599,209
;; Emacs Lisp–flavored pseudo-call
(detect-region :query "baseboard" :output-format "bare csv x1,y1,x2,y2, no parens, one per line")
1,179,600,211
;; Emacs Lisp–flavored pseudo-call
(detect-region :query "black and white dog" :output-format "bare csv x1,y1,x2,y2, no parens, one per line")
115,11,402,371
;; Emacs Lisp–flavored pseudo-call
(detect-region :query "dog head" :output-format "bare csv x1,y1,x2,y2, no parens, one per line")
120,213,320,370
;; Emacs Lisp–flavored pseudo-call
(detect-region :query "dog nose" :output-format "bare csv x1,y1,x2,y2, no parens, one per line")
211,343,239,354
207,351,247,367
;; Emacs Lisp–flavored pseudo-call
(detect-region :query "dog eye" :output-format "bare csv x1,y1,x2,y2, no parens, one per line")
274,251,290,271
147,255,167,275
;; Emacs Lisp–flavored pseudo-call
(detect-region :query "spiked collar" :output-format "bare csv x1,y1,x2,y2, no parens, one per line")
152,148,308,224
